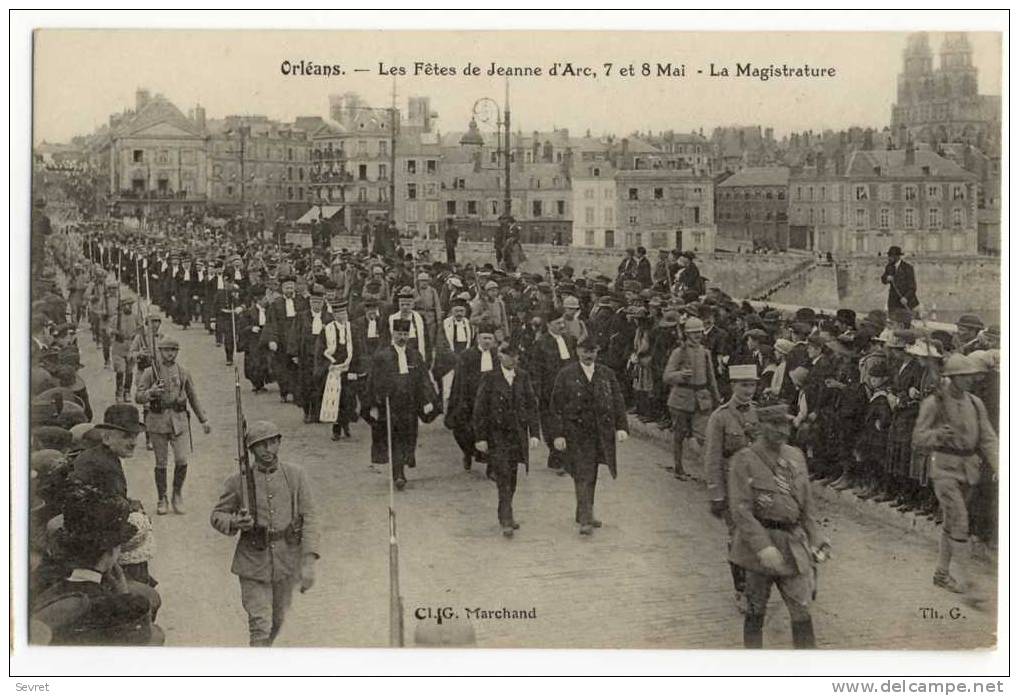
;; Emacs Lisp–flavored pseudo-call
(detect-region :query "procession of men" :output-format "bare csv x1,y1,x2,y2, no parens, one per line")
28,202,1000,649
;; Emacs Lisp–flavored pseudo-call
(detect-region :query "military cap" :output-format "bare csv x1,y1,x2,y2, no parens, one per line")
794,307,817,324
562,295,581,309
279,274,297,284
484,280,499,291
309,284,326,298
744,328,769,340
245,420,282,449
416,272,431,282
757,403,795,424
157,337,180,350
684,317,706,333
598,295,614,307
396,287,415,300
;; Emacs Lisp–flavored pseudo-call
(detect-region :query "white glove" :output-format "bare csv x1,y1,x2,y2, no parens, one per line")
529,437,540,449
553,437,567,451
616,430,628,443
423,403,434,415
268,341,278,352
475,441,489,453
348,373,357,382
252,326,261,333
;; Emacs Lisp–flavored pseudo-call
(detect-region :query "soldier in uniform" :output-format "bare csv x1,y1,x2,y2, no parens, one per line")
210,421,320,647
445,322,498,472
111,296,141,403
728,400,828,649
134,337,212,515
548,336,629,535
663,317,721,481
473,339,541,537
704,364,760,612
364,318,438,489
913,354,998,600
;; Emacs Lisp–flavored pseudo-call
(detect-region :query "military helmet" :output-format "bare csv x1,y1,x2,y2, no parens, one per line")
245,420,282,449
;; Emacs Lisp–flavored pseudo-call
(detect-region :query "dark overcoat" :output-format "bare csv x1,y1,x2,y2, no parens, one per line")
547,362,628,478
472,368,540,470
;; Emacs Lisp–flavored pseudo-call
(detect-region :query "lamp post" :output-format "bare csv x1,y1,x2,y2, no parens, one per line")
471,79,513,245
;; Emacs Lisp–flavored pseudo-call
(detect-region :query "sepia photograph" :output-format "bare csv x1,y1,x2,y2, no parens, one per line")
11,10,1009,683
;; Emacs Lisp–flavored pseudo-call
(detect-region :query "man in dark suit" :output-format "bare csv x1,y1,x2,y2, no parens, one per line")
473,339,541,537
445,322,498,472
635,246,653,288
529,310,577,473
880,246,919,314
548,336,629,535
262,276,306,403
296,284,333,422
364,319,438,489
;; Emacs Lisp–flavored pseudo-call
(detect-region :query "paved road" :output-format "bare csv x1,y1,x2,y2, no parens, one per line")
77,298,997,650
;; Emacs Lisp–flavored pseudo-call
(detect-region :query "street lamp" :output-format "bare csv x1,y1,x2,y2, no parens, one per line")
471,79,513,244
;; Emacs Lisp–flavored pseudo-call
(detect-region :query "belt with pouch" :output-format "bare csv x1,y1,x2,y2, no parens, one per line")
757,518,798,532
932,446,977,457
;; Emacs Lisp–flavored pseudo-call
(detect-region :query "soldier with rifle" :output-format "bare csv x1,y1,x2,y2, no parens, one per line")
210,406,320,647
134,337,211,515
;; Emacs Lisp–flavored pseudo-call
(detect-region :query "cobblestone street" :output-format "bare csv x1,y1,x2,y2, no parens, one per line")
80,300,997,650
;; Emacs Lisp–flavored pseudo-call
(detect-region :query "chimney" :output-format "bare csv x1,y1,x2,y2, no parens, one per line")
531,130,540,163
905,140,916,166
834,149,846,176
620,138,630,170
515,138,525,172
816,151,826,173
135,88,151,111
194,104,206,131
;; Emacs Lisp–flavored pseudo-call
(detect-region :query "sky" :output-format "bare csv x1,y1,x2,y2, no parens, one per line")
33,30,1002,145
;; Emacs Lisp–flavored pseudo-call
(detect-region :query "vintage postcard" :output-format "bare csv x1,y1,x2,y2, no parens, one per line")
14,13,1007,679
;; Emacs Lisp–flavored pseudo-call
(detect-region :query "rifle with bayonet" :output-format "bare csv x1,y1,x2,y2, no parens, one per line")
234,367,267,550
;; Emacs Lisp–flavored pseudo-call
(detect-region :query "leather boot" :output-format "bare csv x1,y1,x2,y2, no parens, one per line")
743,613,765,649
172,466,187,514
791,618,816,649
155,468,169,514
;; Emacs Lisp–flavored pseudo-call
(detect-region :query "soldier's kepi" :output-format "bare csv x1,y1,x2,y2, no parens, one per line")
134,336,212,515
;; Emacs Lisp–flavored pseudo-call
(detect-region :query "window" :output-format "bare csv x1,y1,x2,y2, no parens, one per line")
407,183,417,200
407,159,417,174
654,187,664,200
425,183,437,197
796,186,802,200
928,208,941,229
287,186,294,199
378,164,388,180
584,188,595,199
358,164,367,180
299,168,305,182
604,230,615,248
456,178,466,190
766,191,773,200
807,209,813,225
378,188,387,202
427,223,438,238
446,201,457,215
692,206,700,224
653,208,666,224
855,208,867,228
952,207,963,228
288,148,294,161
532,200,542,217
406,202,418,222
585,207,595,224
628,188,639,200
585,230,595,246
628,213,638,225
227,185,234,196
904,185,918,201
778,190,786,200
132,149,144,163
379,141,388,157
593,167,601,177
357,141,367,155
634,232,642,247
692,187,702,199
904,208,915,228
425,201,438,221
467,200,478,215
557,200,565,216
604,188,613,199
553,177,560,187
855,185,869,200
426,160,436,174
604,208,614,225
819,186,826,200
927,185,940,199
953,185,965,200
288,166,293,181
487,200,497,215
879,208,890,229
358,187,367,202
820,208,827,224
878,184,892,201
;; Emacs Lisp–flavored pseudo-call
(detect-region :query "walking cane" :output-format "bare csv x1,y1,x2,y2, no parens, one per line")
385,397,405,647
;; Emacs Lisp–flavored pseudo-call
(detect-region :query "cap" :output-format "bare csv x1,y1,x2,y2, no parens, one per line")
484,280,499,290
773,338,795,356
728,364,759,382
245,420,282,449
309,284,326,298
157,337,180,350
659,311,681,328
744,328,769,340
684,317,705,332
417,272,431,282
562,295,580,309
396,287,415,300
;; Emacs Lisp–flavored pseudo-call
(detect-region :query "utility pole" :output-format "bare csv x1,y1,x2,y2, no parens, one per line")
503,77,511,224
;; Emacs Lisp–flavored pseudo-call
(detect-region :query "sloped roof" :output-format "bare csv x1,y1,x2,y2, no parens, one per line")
717,166,790,187
846,149,975,179
115,96,203,138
